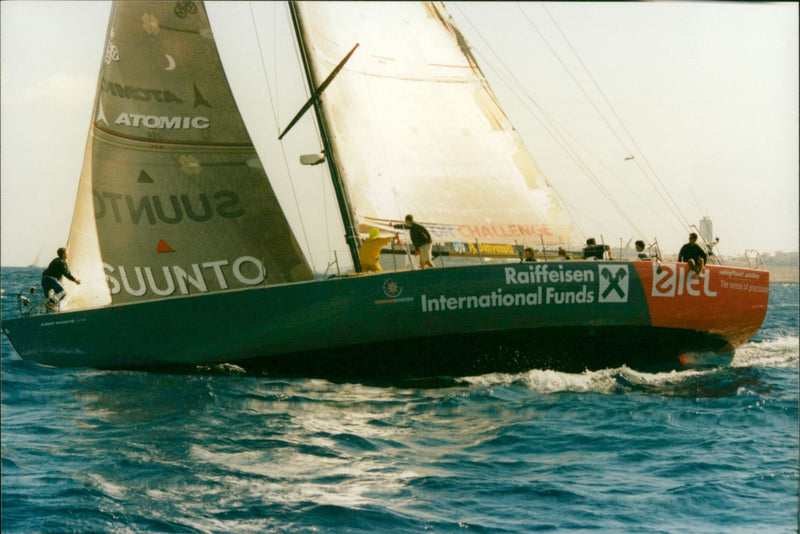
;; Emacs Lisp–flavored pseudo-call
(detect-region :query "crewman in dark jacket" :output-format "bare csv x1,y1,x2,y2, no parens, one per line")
42,247,81,311
678,233,708,279
394,214,434,268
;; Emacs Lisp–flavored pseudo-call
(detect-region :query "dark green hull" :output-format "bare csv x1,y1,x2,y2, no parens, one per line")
2,262,768,379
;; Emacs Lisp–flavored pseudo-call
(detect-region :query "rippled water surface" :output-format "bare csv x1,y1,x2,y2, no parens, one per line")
2,268,797,533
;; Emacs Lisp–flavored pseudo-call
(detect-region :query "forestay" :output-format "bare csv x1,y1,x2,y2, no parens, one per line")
65,1,312,310
293,2,576,246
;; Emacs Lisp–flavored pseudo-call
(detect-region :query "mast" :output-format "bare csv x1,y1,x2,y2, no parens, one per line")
284,3,577,249
288,2,362,272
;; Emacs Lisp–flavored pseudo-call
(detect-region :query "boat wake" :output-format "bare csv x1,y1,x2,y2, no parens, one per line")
461,336,797,398
178,335,797,394
731,335,799,368
462,366,710,395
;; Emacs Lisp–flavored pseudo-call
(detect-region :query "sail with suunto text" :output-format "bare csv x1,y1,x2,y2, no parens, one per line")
65,1,312,310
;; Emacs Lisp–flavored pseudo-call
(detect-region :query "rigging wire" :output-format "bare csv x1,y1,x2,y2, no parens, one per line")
247,2,327,272
539,3,692,231
453,2,696,246
451,3,647,241
511,3,675,238
690,187,706,217
547,109,687,238
448,5,583,242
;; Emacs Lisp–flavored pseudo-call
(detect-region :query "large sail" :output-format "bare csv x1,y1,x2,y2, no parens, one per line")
66,1,313,310
293,2,576,248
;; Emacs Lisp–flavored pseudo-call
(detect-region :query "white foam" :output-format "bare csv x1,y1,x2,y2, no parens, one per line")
462,366,709,395
86,472,128,500
461,335,798,394
195,363,247,374
732,336,799,368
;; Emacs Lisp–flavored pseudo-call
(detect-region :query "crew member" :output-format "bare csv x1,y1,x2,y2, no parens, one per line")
395,214,434,269
678,232,708,279
358,228,398,272
522,247,537,262
42,247,81,312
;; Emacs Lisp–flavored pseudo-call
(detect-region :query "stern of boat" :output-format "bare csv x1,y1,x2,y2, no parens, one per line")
633,261,769,352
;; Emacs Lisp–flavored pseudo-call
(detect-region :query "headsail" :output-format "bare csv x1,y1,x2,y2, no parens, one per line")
292,2,576,248
66,1,313,310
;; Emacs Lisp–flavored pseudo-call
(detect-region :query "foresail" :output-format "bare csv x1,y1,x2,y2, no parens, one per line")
293,2,576,247
65,1,312,310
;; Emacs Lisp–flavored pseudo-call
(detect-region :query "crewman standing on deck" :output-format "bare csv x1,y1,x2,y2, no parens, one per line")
359,228,399,272
395,214,434,269
41,247,80,312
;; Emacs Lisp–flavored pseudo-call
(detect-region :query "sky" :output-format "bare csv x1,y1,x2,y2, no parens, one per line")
1,1,797,268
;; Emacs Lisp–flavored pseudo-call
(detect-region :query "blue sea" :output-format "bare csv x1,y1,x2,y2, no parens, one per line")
2,266,797,533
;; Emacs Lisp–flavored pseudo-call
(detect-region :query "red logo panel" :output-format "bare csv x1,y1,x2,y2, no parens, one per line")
634,262,769,349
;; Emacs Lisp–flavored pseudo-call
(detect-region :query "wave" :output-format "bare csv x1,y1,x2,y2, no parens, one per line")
169,337,797,394
732,336,799,368
462,340,797,397
461,366,714,395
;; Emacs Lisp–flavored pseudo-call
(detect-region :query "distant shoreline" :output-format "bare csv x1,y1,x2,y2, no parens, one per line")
719,260,798,284
764,266,799,284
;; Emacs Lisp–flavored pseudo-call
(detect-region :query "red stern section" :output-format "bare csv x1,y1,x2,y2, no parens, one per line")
634,262,769,350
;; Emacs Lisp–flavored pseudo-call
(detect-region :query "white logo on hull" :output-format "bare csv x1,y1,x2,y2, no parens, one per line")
598,265,629,303
651,263,717,297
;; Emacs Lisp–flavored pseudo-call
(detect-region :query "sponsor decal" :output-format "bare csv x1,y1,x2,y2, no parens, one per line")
100,79,183,103
641,263,766,339
105,28,119,65
193,84,212,108
716,269,769,294
96,100,110,126
104,256,265,297
113,112,209,130
420,264,626,313
179,155,202,175
505,264,595,285
93,190,244,224
375,278,413,305
467,242,515,255
598,265,629,303
142,12,161,35
382,279,403,298
174,2,198,19
421,223,554,242
651,263,717,297
456,224,553,241
156,239,174,253
41,317,87,327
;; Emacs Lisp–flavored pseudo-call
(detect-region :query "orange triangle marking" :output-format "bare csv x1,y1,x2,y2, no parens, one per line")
156,239,174,253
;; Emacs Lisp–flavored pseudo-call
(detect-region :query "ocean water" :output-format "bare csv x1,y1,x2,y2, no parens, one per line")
2,266,797,533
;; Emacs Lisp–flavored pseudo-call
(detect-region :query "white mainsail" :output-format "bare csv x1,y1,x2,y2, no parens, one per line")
65,1,313,310
293,2,576,247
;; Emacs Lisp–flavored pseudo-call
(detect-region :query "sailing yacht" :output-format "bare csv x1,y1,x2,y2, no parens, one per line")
2,2,768,378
